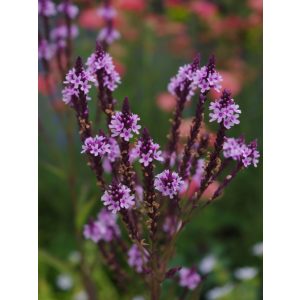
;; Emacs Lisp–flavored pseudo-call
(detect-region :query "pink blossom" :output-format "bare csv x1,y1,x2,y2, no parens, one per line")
179,268,201,290
128,244,149,273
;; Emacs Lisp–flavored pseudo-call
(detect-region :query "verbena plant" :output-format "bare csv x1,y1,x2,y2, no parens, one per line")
61,42,260,299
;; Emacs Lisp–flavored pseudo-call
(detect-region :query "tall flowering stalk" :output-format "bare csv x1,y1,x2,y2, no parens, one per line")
61,47,260,300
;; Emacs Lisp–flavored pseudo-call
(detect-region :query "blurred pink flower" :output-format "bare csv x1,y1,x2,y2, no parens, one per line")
118,0,145,12
183,179,220,200
248,0,263,13
38,74,56,96
190,1,218,19
78,8,103,29
156,92,177,112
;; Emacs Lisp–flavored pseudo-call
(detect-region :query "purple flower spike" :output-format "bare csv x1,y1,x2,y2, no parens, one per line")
38,39,55,61
98,28,121,45
62,60,94,105
127,244,149,273
38,0,56,17
131,129,164,167
168,55,200,101
154,170,184,199
109,98,141,141
101,182,135,213
179,267,202,290
57,1,79,19
223,137,260,168
83,219,103,243
81,134,111,157
193,55,223,93
86,45,121,91
242,140,260,168
209,89,241,129
83,209,120,243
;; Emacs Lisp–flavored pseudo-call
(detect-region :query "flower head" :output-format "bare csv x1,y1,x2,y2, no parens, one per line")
38,39,55,61
223,137,260,167
193,55,223,93
127,244,149,273
98,6,117,19
209,89,241,129
154,170,184,199
81,133,111,157
106,138,120,162
83,209,120,243
131,129,164,167
109,98,141,141
38,0,56,16
179,267,202,290
51,25,78,49
98,28,121,45
86,44,121,91
101,182,135,213
57,1,79,19
62,58,94,105
242,140,260,168
168,55,200,101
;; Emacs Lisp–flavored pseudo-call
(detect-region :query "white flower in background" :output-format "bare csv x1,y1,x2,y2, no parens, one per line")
199,254,217,274
234,267,258,281
206,283,234,300
68,251,81,264
56,274,73,291
251,242,263,256
132,296,145,300
74,290,88,300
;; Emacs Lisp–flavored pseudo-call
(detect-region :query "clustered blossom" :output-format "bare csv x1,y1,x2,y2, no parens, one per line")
179,268,202,290
38,39,55,61
223,137,260,167
51,25,79,49
192,56,222,94
109,111,141,141
81,135,110,157
38,0,56,16
168,63,198,101
168,56,222,101
97,4,120,45
127,245,149,273
154,170,184,199
57,1,79,19
130,139,164,167
101,182,135,213
62,66,93,105
209,90,241,129
86,50,121,91
83,208,120,243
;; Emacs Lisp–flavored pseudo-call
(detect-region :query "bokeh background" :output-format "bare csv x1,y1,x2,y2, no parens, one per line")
39,0,262,299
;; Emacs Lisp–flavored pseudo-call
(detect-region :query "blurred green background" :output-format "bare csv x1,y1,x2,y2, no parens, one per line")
39,0,262,299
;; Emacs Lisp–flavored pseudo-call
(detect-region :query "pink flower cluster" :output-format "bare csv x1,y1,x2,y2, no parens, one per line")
193,65,222,93
154,170,184,199
57,2,79,19
168,58,222,101
130,139,164,167
83,208,120,243
109,111,141,141
97,6,120,44
51,25,79,49
38,0,56,17
101,182,135,213
179,268,202,290
127,244,149,273
209,90,241,129
223,137,260,167
106,138,120,162
38,39,55,61
81,135,110,157
86,51,121,91
62,67,93,105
